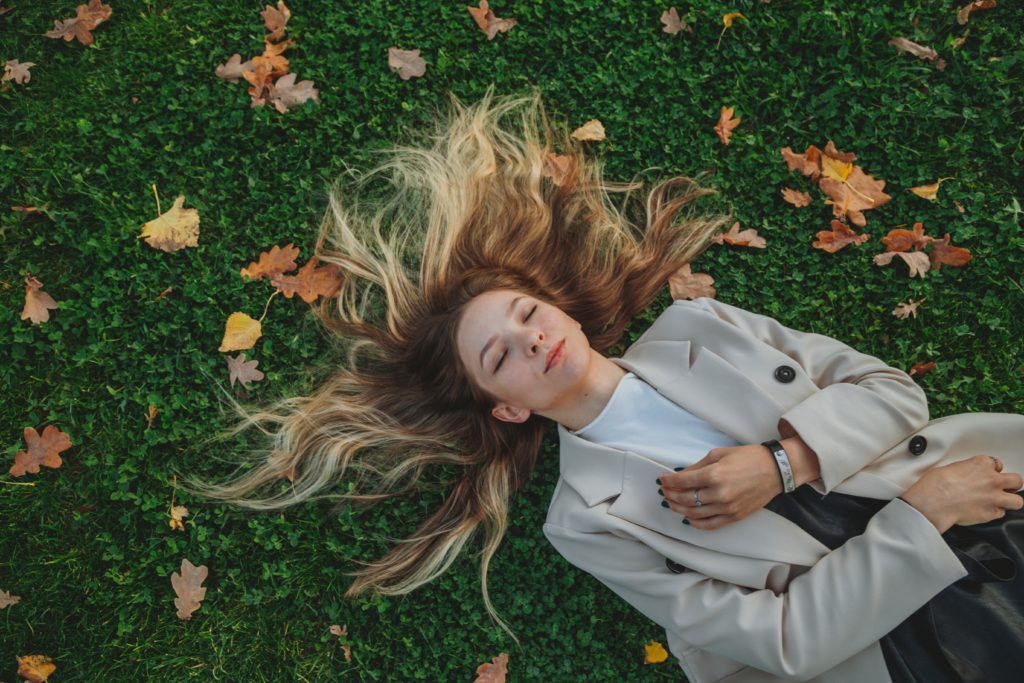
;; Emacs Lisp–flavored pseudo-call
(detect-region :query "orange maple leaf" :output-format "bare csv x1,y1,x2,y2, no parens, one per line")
714,106,740,145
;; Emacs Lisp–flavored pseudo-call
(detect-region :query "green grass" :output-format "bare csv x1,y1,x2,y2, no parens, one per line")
2,0,1023,680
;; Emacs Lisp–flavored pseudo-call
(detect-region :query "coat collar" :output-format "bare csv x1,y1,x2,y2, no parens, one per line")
557,336,830,566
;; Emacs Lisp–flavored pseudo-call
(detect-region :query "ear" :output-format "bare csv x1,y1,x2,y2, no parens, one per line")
491,403,531,424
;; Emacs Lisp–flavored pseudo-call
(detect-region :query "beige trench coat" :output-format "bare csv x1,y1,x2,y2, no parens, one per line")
543,297,1024,683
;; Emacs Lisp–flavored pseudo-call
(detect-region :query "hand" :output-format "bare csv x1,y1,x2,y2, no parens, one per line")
901,455,1024,534
660,444,783,530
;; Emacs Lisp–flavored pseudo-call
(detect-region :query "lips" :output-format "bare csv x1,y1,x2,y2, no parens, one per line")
545,340,565,373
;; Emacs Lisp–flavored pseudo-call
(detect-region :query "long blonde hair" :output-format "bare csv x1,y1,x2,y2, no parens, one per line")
177,85,733,643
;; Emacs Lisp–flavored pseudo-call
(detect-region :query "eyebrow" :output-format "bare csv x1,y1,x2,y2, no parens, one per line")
479,296,525,373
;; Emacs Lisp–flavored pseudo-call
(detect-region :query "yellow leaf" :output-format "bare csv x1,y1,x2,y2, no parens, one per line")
908,176,955,200
17,654,56,682
820,156,853,182
723,12,746,27
218,312,262,352
169,505,189,531
138,195,200,252
643,640,668,664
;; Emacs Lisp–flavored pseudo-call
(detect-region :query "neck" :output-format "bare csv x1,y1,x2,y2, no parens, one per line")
545,349,628,431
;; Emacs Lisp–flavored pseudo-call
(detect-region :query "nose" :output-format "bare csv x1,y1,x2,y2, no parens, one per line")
525,328,544,356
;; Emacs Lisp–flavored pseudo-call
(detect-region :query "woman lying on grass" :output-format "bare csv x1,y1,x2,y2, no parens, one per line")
181,87,1024,683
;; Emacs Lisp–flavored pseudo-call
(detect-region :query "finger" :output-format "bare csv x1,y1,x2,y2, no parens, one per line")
664,468,717,491
674,503,729,520
990,456,1004,472
999,472,1024,491
687,514,736,531
998,492,1024,510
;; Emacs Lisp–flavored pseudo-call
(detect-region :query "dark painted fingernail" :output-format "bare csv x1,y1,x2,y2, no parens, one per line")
661,501,669,508
655,478,662,486
657,488,664,497
682,518,691,525
674,466,685,471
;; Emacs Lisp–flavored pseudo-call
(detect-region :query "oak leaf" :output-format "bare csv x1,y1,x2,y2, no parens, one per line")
219,312,263,352
927,233,972,271
1,588,21,609
668,263,716,300
781,187,812,207
893,297,926,319
819,164,891,227
21,273,58,324
644,640,669,664
269,72,319,113
660,7,693,35
957,0,996,25
226,352,265,388
909,177,955,200
171,558,208,620
467,1,517,41
138,195,200,252
261,0,291,42
473,652,508,682
43,0,111,46
881,222,932,252
241,243,299,281
10,425,71,477
3,59,35,85
873,250,931,278
710,221,766,248
570,119,605,142
812,220,869,253
780,145,824,181
714,106,740,145
16,654,56,682
388,47,427,80
542,152,580,188
270,257,343,303
251,38,293,77
214,54,255,84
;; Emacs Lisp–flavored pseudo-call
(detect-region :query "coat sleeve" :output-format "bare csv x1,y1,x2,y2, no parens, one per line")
680,297,929,494
543,498,967,681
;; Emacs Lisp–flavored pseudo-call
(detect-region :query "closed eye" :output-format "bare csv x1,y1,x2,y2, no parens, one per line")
495,304,537,373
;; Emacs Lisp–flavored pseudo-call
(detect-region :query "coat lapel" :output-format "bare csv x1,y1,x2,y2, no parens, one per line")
558,335,832,568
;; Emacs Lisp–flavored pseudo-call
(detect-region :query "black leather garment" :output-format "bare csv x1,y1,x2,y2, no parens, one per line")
764,485,1024,682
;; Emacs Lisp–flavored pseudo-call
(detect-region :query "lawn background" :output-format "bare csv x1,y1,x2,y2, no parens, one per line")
2,0,1023,680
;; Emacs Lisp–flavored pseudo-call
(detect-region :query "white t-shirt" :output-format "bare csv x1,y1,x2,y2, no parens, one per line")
569,371,742,467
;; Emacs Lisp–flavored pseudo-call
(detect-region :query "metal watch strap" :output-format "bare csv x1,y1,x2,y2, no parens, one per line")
761,439,796,493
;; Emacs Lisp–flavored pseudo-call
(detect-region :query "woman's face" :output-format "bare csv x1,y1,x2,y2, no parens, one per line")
455,288,590,423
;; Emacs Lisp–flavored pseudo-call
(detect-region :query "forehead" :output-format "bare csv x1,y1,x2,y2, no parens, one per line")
457,289,520,343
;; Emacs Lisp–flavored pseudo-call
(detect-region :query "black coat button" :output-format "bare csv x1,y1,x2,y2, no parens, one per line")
909,435,927,456
665,558,687,574
774,365,796,383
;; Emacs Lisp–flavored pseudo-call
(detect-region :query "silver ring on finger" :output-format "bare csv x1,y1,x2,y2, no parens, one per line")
693,488,703,507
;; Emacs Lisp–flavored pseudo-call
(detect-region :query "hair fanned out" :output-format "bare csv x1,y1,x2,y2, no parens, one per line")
177,85,733,644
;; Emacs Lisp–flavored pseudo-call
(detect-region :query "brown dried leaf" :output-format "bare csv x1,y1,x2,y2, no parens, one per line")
872,250,931,278
171,558,208,620
668,263,716,300
10,425,71,477
909,360,937,377
908,177,955,200
819,165,892,227
928,233,972,271
473,652,509,683
42,0,111,46
3,59,36,85
660,7,693,35
21,273,58,324
0,588,21,609
709,221,766,248
261,0,291,42
214,54,255,84
240,242,299,280
388,47,427,80
780,144,824,181
957,0,996,25
270,257,343,303
467,1,517,41
570,119,605,142
812,220,870,253
330,624,348,637
881,222,932,252
892,297,926,320
226,353,265,389
714,106,740,145
270,72,319,113
887,36,946,70
542,152,580,188
145,404,158,429
781,187,813,207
